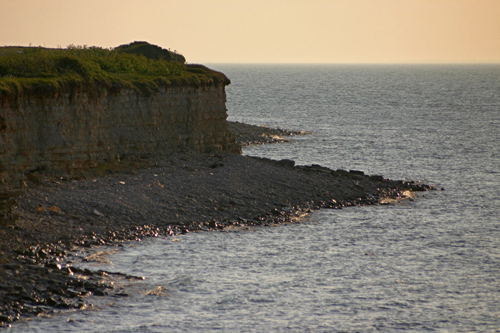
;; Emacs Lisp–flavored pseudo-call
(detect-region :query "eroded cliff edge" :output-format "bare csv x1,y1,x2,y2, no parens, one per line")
0,47,435,326
0,76,240,223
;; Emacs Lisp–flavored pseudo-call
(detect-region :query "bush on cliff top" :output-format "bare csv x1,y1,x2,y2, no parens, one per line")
0,42,229,98
114,41,186,63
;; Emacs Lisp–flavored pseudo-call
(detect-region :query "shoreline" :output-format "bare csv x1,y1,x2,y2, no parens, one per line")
0,122,432,327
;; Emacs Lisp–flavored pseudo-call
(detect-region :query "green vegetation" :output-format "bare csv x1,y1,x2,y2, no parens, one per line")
0,42,229,98
115,41,186,63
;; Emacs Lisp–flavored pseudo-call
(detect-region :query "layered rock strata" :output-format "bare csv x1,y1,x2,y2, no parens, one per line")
0,82,240,223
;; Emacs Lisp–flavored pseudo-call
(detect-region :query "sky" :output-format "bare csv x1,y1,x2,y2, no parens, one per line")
1,0,499,64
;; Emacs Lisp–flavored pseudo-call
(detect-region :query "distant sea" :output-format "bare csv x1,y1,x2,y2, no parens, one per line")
13,64,500,332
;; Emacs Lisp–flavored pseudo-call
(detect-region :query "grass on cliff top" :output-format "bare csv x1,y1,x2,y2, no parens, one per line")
0,42,229,98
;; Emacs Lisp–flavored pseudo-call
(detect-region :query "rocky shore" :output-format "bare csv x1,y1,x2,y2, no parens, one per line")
0,122,432,327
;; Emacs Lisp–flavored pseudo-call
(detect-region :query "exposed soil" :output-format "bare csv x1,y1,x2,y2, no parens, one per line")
0,122,433,327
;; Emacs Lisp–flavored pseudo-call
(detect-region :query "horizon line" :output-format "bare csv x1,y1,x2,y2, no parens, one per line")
202,61,500,65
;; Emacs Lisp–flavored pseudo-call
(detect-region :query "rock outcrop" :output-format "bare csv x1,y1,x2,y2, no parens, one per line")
0,81,240,224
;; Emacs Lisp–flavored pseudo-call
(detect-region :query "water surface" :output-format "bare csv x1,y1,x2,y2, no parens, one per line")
12,64,500,332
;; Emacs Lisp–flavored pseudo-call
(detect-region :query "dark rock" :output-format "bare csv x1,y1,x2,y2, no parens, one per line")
0,147,434,326
335,169,350,176
114,292,129,297
278,159,295,168
93,289,107,296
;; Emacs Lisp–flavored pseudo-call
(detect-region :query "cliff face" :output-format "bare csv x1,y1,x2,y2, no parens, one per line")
0,82,240,222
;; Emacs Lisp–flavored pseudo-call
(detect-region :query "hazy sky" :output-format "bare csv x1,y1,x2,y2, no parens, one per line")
1,0,499,63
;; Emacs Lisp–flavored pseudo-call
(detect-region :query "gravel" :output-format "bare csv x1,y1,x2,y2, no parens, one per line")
0,122,433,326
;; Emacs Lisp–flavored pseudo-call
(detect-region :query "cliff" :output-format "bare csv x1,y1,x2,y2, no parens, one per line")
0,67,240,224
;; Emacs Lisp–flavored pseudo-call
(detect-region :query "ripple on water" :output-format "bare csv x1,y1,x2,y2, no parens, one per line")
10,64,500,332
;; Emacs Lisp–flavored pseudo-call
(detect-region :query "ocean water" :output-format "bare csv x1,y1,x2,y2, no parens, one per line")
11,64,500,332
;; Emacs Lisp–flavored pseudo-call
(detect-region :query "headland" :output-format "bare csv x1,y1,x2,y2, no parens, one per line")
0,43,432,326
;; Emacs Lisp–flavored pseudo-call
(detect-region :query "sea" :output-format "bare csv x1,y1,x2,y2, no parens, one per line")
10,64,500,332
